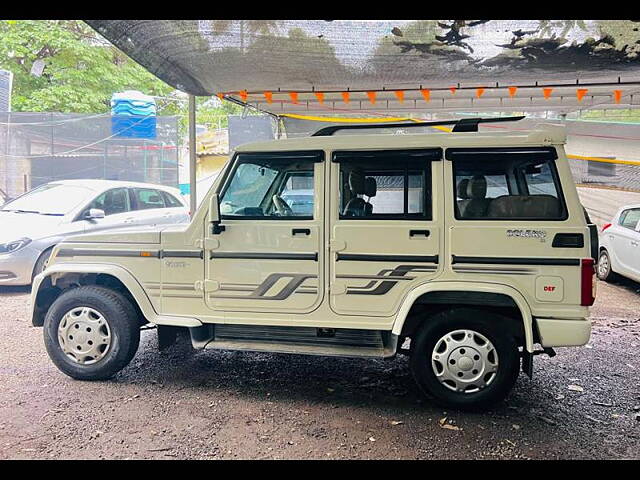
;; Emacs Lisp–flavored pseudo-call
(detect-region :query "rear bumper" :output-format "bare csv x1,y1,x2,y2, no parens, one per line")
536,317,591,347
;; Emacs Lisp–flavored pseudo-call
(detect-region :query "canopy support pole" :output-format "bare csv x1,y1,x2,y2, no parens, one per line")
188,94,197,216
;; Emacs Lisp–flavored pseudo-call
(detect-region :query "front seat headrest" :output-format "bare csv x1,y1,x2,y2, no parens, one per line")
348,170,366,195
457,179,470,199
364,177,377,198
467,175,487,199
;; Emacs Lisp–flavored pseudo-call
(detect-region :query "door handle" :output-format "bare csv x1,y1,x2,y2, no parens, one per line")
292,228,311,236
409,229,430,238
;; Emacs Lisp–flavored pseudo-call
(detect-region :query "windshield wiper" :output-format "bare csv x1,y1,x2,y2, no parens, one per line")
3,209,41,214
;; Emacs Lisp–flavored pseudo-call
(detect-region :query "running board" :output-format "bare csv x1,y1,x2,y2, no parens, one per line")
189,324,395,358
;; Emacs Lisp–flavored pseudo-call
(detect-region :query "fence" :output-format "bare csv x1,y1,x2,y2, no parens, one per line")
0,112,179,201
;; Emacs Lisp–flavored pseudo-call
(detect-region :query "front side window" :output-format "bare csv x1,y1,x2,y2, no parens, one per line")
450,148,566,220
336,149,435,220
220,151,320,219
84,188,130,216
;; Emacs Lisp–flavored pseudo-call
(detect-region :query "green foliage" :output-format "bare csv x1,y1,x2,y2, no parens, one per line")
0,20,176,113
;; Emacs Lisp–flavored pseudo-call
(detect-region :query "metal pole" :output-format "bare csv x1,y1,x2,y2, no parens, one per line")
188,94,197,216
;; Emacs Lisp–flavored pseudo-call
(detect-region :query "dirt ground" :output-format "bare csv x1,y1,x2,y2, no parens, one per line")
0,278,639,460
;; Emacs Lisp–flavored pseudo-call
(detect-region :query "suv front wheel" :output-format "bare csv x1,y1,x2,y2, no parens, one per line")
43,286,141,380
410,308,520,410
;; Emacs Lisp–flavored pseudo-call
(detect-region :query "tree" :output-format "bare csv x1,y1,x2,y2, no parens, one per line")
0,20,175,113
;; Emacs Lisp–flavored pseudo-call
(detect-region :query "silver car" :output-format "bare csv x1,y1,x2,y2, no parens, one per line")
0,179,189,286
597,203,640,283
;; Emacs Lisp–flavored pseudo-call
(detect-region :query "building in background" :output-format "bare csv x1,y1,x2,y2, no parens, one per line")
0,70,12,112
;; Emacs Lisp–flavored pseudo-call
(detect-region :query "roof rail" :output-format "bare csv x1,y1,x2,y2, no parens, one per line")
310,116,526,137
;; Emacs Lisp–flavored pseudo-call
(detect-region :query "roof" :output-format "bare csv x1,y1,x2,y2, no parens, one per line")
236,123,567,153
49,179,183,193
87,20,640,114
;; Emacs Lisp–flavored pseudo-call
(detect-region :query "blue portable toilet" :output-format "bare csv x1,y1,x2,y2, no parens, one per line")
111,90,157,139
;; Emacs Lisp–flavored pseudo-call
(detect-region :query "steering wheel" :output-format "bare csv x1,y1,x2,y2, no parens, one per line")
272,194,294,216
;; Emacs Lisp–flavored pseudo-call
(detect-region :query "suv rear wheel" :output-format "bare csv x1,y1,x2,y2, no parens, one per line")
43,286,141,380
410,308,520,410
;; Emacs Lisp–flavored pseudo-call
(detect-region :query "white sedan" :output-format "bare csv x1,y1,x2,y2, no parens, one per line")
0,179,189,286
597,203,640,283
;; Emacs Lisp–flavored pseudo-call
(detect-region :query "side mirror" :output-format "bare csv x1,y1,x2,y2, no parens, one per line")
85,208,105,220
209,194,225,234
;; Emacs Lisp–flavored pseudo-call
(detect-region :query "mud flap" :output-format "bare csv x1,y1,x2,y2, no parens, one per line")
522,350,533,379
157,325,181,350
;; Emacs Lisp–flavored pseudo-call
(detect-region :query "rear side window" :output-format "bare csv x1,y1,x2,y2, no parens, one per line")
161,191,183,208
448,147,566,220
619,208,640,230
132,188,166,210
334,149,439,220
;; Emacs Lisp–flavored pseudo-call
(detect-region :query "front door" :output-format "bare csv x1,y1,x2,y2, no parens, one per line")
328,149,443,317
204,150,325,314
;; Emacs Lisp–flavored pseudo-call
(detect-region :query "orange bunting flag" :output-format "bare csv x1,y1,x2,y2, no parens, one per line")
420,89,431,102
508,86,517,98
366,91,376,104
341,92,350,104
542,88,553,99
216,93,225,100
289,92,299,104
613,90,622,104
239,90,248,102
476,88,485,98
394,90,405,103
263,91,273,104
576,89,588,102
314,92,325,104
449,86,457,95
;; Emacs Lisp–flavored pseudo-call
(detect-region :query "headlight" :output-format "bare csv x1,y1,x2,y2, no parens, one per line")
0,238,32,254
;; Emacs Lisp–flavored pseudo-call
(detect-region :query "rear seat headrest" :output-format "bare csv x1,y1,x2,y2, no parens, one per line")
457,179,470,199
348,170,366,195
467,175,487,199
364,177,377,198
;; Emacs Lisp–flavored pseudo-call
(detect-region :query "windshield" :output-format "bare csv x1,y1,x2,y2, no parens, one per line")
1,183,96,215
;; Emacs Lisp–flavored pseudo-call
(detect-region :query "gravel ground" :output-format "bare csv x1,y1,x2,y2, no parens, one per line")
0,278,639,460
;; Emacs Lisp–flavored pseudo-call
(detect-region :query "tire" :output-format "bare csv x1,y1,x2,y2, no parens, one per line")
597,249,616,282
409,308,520,411
32,247,53,281
43,286,141,380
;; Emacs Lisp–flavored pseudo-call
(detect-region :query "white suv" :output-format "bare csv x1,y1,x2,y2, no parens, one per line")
597,204,640,283
31,118,597,410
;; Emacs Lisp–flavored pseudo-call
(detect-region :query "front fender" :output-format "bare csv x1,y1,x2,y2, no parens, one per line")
392,281,535,352
31,263,202,328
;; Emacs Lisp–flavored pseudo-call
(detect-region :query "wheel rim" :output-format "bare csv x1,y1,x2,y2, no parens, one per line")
598,253,609,277
57,307,112,365
431,329,499,394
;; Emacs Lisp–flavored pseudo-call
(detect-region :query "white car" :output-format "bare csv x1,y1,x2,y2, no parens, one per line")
597,203,640,283
0,179,189,286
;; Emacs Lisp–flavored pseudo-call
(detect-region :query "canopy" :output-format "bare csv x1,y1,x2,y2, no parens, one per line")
87,20,640,114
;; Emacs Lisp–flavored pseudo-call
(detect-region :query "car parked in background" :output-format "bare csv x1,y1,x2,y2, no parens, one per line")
0,179,189,286
597,203,640,283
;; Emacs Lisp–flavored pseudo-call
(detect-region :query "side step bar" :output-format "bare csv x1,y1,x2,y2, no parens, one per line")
189,324,396,358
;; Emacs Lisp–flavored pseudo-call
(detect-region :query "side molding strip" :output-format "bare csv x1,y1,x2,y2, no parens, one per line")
210,252,318,261
337,254,439,263
452,255,580,266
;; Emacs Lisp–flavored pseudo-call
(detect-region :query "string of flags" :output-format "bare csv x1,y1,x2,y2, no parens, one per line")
217,87,627,105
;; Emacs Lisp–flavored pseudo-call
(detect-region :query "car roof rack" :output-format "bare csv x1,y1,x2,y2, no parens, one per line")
310,116,526,137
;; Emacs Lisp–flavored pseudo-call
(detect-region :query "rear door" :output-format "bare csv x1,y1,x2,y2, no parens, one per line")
204,150,324,314
328,148,443,318
130,187,173,225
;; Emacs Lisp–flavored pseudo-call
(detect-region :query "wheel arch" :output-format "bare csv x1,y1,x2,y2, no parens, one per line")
31,263,201,328
392,281,535,352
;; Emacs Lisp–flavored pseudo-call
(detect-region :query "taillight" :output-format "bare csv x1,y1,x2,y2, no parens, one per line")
581,258,596,306
602,223,612,232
